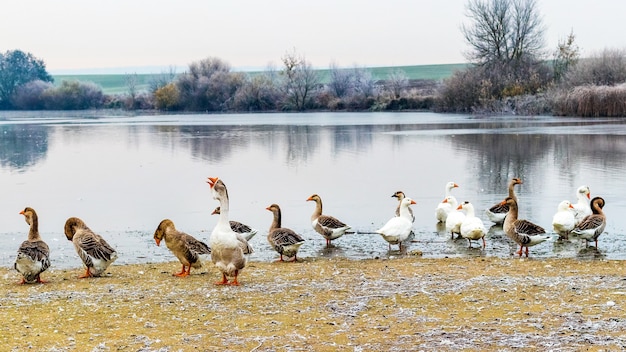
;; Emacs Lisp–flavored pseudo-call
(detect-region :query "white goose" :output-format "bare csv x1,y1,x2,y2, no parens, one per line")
571,196,606,248
435,181,459,223
551,200,576,240
207,177,252,286
501,197,551,257
376,197,415,250
443,196,465,239
572,185,592,225
485,177,523,224
457,201,487,249
211,206,258,242
391,191,415,222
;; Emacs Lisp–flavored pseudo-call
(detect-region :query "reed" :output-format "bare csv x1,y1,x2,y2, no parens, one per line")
553,84,626,117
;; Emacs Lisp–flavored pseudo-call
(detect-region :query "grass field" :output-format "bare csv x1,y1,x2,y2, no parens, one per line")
52,63,467,95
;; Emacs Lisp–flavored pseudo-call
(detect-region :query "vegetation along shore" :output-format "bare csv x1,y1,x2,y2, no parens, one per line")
1,0,625,116
1,257,625,351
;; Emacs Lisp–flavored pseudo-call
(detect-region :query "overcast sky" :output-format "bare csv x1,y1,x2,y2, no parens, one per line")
2,0,625,74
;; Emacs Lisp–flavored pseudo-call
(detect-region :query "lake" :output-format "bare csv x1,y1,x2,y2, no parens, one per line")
1,111,625,270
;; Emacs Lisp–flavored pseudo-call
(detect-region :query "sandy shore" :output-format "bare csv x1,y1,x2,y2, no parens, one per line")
1,257,625,351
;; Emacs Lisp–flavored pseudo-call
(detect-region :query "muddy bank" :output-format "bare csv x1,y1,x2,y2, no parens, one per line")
1,257,625,351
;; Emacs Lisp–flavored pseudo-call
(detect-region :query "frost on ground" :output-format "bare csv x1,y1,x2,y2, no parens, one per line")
0,257,625,351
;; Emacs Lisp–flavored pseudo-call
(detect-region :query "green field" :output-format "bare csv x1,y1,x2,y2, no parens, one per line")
52,63,467,95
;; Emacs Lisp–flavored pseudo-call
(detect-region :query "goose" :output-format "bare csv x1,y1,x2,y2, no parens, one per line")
551,200,576,240
391,191,415,222
501,197,551,257
376,197,415,250
306,194,351,246
571,196,606,248
572,186,592,225
456,201,487,249
153,219,211,277
207,177,251,285
444,196,465,239
485,177,523,224
64,217,118,278
266,203,306,262
14,207,50,284
211,206,258,242
435,181,459,222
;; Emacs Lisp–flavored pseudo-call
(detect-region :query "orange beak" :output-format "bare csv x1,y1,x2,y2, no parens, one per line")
499,200,507,206
207,177,218,188
456,204,463,210
410,200,416,205
569,204,574,209
155,238,161,246
19,210,25,215
442,198,448,203
453,183,459,188
266,206,271,211
587,193,590,199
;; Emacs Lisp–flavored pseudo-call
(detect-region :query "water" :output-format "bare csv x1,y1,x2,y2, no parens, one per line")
2,111,625,269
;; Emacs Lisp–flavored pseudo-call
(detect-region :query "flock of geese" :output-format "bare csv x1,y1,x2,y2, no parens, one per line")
11,176,607,286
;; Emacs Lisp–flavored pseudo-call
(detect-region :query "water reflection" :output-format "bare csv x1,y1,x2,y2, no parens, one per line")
1,112,626,269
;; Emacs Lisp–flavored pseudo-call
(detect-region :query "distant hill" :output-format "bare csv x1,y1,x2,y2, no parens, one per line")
52,63,468,95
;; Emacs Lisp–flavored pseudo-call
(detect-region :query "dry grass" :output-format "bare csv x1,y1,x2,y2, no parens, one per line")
1,257,626,351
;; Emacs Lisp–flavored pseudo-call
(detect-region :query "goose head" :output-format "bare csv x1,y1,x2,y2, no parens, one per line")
590,196,605,214
456,201,474,212
19,207,37,226
446,182,459,191
400,197,416,207
577,185,591,200
211,206,221,215
63,217,86,241
306,194,321,203
207,177,229,201
441,195,458,207
153,219,175,246
557,200,574,211
391,191,406,200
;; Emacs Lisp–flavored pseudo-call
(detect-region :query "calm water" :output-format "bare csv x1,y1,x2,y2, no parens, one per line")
2,111,626,269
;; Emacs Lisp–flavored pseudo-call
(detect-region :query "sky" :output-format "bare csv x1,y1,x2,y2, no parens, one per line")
1,0,625,74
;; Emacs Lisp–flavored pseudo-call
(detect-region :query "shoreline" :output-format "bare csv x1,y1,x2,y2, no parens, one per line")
2,257,625,351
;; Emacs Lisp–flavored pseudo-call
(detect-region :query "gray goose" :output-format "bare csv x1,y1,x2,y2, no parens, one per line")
153,219,211,277
501,197,551,257
306,194,351,246
64,217,118,278
571,196,606,248
486,177,523,224
266,203,305,262
14,207,50,284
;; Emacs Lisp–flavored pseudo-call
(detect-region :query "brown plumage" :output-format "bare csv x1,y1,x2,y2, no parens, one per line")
14,207,50,284
64,217,118,278
266,203,305,262
306,194,351,246
571,196,606,248
153,219,211,277
501,197,551,257
486,178,523,224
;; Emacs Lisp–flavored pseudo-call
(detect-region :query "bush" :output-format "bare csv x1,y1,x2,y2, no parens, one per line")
552,84,626,117
563,48,626,87
10,80,54,110
41,80,104,110
232,74,281,111
154,83,180,111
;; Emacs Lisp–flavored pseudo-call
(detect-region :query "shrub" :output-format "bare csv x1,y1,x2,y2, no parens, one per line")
232,74,281,112
10,80,54,110
563,48,626,87
154,83,180,111
41,80,104,110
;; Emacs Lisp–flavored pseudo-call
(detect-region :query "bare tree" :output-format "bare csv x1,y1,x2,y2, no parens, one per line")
353,66,377,98
462,0,545,67
125,72,138,109
281,49,320,111
386,69,408,98
328,62,353,98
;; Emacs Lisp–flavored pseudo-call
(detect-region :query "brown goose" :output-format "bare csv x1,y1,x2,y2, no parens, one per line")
207,177,251,286
571,196,606,248
266,203,305,262
14,207,50,284
501,197,551,257
153,219,211,277
306,194,351,246
391,191,415,222
486,177,523,224
64,217,118,278
211,206,257,242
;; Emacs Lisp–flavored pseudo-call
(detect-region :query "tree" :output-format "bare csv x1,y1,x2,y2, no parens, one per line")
462,0,545,68
280,49,320,111
125,72,138,109
0,50,53,109
553,30,579,83
386,69,409,98
328,62,354,98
